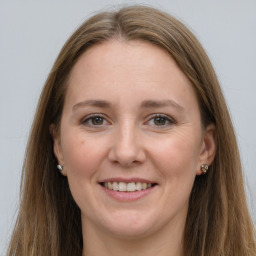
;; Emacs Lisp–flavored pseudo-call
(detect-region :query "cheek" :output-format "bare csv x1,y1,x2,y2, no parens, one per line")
149,129,201,178
61,131,106,179
60,133,107,209
150,131,200,212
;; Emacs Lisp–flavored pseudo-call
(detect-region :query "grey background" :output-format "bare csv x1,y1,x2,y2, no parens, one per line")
1,0,255,254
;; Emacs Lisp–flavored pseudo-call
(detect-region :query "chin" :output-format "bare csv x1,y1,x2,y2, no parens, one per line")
97,210,162,239
107,224,153,240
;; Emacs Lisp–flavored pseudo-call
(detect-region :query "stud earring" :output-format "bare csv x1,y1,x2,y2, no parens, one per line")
57,164,63,173
201,164,209,174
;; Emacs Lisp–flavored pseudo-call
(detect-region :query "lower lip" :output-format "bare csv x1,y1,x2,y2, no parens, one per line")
101,185,157,202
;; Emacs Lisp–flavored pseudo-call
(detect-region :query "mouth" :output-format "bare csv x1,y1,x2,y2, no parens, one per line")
99,181,158,192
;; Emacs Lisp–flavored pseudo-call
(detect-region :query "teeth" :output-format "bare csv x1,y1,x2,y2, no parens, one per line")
119,182,127,191
136,182,142,191
142,183,147,190
107,182,113,189
135,182,142,191
112,182,118,191
103,181,154,192
127,182,136,192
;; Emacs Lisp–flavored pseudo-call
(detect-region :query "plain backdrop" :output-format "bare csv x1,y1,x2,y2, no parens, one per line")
0,0,255,254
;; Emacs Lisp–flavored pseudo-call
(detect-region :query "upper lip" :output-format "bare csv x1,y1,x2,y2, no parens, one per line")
99,177,158,184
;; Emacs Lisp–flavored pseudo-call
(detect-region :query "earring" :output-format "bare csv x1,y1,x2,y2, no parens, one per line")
57,164,63,172
201,164,209,174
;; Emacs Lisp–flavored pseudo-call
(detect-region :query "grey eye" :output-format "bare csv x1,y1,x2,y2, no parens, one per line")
153,116,167,126
91,116,104,125
147,114,175,128
81,115,108,126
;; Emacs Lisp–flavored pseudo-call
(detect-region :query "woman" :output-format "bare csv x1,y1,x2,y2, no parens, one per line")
7,5,255,256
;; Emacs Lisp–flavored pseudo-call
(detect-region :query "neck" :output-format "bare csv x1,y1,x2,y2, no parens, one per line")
81,217,185,256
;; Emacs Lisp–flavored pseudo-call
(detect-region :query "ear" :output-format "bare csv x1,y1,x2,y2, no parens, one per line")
49,124,66,176
196,123,217,175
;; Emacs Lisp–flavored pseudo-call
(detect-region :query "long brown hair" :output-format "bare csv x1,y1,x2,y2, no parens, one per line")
7,5,255,256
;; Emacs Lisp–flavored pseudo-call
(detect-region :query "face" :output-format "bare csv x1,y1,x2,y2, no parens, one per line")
53,40,215,240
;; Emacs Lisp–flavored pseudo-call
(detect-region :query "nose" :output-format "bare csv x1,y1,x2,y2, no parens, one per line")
108,122,146,167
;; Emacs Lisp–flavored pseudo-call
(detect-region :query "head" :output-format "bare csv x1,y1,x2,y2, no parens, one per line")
11,5,255,256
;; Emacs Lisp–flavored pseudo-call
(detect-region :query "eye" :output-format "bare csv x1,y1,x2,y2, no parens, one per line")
153,116,168,126
147,114,175,127
81,114,108,127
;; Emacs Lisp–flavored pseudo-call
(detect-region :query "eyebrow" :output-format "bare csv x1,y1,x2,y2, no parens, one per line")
72,99,184,112
140,99,184,111
72,99,111,111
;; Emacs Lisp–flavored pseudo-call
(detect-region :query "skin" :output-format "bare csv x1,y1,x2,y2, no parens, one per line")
52,39,216,256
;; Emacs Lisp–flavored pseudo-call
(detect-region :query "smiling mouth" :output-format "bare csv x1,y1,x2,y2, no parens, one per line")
100,181,157,192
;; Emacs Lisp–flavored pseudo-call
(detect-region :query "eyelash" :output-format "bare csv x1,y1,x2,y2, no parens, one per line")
81,114,175,128
81,114,109,127
146,114,175,128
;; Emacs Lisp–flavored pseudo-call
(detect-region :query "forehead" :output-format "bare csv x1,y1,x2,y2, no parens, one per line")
69,39,186,84
65,39,199,114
